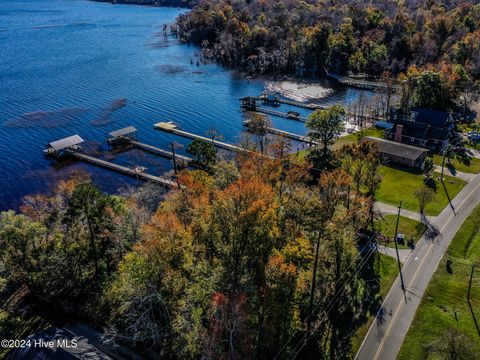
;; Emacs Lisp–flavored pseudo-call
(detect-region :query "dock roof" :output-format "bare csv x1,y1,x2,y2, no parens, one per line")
361,136,428,161
109,126,138,138
48,135,84,151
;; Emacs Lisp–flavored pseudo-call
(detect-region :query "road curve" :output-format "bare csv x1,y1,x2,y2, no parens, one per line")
356,172,480,360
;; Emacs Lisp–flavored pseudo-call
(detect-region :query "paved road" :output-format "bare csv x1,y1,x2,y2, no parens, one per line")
433,165,475,182
377,245,412,264
374,202,435,223
356,172,480,360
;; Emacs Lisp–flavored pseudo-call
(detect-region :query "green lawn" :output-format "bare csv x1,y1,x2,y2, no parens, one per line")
433,154,480,174
398,204,480,359
376,215,426,249
331,127,384,151
376,165,466,216
351,254,399,354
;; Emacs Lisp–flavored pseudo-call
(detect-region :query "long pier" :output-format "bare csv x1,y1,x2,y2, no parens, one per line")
70,152,178,189
154,122,248,153
277,99,327,110
243,119,318,145
254,97,381,121
130,140,193,164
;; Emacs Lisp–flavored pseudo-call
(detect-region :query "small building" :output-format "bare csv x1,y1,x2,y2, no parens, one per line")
107,126,138,147
385,108,454,152
360,136,428,168
44,135,84,157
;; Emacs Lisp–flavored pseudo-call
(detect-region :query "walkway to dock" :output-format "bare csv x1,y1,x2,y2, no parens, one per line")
130,140,193,164
154,122,248,154
70,152,178,189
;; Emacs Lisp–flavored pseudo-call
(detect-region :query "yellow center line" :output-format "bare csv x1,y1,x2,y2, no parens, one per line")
372,179,480,360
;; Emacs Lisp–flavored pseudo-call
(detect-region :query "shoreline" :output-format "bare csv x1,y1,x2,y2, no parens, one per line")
89,0,193,8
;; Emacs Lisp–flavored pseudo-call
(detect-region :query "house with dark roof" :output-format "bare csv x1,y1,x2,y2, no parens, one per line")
360,136,429,168
385,108,454,152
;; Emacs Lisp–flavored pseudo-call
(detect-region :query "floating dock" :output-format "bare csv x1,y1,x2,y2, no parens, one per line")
70,152,178,189
154,122,248,154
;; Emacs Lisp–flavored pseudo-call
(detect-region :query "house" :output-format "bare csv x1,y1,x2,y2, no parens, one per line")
385,108,454,152
360,136,429,168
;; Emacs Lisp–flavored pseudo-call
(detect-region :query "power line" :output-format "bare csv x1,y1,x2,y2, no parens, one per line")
274,155,443,359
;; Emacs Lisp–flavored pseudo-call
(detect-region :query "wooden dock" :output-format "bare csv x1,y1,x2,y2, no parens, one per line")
276,99,326,110
243,119,318,145
70,152,178,189
130,140,193,164
255,95,382,121
154,122,248,154
255,107,309,122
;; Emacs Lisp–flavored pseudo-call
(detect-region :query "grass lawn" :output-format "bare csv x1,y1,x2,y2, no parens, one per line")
294,127,384,159
398,204,480,359
331,127,384,151
376,215,426,249
376,165,466,216
432,154,480,174
351,254,399,354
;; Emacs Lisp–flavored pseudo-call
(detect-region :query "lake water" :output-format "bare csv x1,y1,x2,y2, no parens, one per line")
0,0,375,210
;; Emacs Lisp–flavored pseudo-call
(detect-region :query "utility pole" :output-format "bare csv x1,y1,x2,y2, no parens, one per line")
171,143,178,175
170,141,182,175
393,201,406,300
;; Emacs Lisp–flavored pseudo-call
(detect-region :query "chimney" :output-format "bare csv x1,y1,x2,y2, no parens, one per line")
394,124,403,142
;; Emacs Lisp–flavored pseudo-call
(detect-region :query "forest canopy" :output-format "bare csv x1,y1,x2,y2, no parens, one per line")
174,0,480,82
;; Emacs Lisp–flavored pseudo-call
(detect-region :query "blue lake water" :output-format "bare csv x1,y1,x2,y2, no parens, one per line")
0,0,375,210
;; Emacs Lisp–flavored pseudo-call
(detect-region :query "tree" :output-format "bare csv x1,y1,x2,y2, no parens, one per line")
423,329,476,360
64,183,120,282
412,70,450,110
244,112,271,154
457,79,480,114
306,105,346,170
187,139,217,170
422,158,435,183
0,211,47,286
415,187,435,214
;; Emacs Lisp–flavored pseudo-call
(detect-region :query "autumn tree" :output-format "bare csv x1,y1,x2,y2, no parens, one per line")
415,187,436,215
